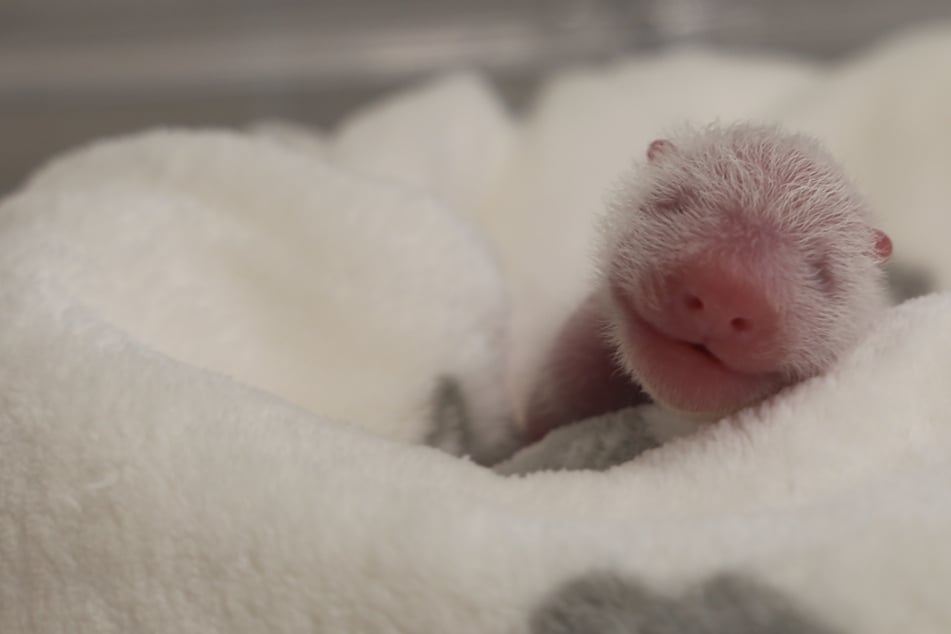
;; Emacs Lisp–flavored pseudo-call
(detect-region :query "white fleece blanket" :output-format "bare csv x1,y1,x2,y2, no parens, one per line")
4,24,951,634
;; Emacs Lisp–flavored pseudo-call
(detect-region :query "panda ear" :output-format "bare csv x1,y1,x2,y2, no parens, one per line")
872,229,892,263
646,139,674,161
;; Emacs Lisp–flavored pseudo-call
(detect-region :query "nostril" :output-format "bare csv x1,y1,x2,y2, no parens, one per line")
730,317,752,333
684,294,703,311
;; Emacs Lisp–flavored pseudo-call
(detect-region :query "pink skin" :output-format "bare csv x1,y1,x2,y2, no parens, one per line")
523,295,651,443
613,255,786,415
524,127,892,442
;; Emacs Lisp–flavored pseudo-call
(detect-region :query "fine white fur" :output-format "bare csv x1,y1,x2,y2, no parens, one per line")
4,23,951,633
602,123,889,389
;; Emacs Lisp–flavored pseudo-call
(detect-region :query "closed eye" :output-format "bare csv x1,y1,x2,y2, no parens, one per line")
655,198,686,214
644,186,696,215
809,258,835,293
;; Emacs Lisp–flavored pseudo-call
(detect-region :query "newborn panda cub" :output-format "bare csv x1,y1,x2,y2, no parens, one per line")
524,123,893,442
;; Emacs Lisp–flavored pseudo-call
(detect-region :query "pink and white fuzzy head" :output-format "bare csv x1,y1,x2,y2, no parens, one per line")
600,123,891,417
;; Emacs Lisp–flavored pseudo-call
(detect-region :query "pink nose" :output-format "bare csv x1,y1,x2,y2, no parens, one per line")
658,258,780,363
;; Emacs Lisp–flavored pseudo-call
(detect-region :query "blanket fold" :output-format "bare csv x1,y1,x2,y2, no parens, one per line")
4,23,951,634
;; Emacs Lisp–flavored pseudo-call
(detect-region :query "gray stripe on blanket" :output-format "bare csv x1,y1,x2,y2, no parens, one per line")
886,260,935,304
426,376,475,458
425,375,520,465
532,571,839,634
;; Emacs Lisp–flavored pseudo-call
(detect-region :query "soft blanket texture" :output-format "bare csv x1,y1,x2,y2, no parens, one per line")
4,23,951,633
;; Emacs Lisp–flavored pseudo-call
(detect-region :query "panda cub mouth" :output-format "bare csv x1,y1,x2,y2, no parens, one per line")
689,342,720,363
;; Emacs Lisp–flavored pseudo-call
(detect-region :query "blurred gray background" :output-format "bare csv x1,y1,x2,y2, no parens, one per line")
3,0,951,193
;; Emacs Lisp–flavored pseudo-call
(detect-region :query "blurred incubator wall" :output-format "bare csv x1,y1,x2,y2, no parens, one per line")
2,0,951,191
